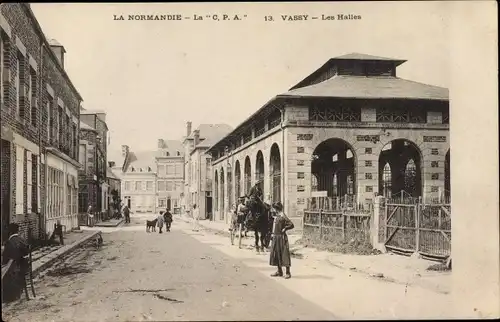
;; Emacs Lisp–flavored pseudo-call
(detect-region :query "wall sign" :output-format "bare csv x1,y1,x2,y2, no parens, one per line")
424,136,446,143
297,160,305,166
297,134,313,141
431,148,439,155
297,172,305,179
357,135,380,143
297,185,305,192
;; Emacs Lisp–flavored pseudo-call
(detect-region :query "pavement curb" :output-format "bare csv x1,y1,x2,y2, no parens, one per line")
32,230,102,277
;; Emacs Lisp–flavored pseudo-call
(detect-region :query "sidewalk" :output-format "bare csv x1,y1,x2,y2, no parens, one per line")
94,218,124,227
181,214,451,295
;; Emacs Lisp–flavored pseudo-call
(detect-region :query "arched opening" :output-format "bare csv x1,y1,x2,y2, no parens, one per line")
214,170,218,212
269,144,281,203
220,168,225,220
445,149,450,200
255,151,265,195
244,156,251,194
311,138,356,197
381,162,392,197
227,165,233,210
378,139,423,199
234,160,241,199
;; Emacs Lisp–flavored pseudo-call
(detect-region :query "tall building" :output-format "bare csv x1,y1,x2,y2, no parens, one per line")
155,139,184,213
1,4,83,241
78,110,109,219
182,122,232,218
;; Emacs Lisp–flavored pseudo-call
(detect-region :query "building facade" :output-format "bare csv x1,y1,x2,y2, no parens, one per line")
78,110,108,218
1,4,83,241
207,53,450,231
117,145,157,213
155,139,183,213
182,122,232,219
106,166,121,215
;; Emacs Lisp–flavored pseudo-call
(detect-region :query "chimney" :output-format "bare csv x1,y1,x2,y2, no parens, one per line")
193,130,200,146
186,121,192,137
121,145,129,157
48,39,66,69
158,139,165,149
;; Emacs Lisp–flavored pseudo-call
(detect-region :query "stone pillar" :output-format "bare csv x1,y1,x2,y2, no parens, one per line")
356,147,379,208
263,153,272,203
371,196,386,252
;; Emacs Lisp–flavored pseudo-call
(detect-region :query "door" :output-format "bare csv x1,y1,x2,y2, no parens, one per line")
167,198,171,211
206,196,212,220
1,140,11,243
127,197,131,209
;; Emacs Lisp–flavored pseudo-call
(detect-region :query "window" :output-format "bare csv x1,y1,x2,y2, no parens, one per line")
28,67,37,126
166,164,175,175
135,181,141,191
158,181,166,191
158,198,166,208
15,52,22,116
26,152,32,213
0,34,5,107
146,181,153,191
124,181,131,191
58,106,63,145
46,95,53,141
79,144,87,168
158,165,166,176
15,146,24,214
176,151,180,156
72,124,77,159
166,182,173,191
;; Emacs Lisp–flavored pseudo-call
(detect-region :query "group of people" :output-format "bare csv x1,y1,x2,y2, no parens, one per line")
229,196,295,279
155,209,174,233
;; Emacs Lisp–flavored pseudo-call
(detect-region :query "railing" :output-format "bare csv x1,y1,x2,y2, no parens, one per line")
303,195,372,245
379,197,451,258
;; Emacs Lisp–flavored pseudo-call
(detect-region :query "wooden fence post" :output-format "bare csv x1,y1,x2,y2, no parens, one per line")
319,209,323,241
415,203,420,252
384,198,388,242
341,212,346,241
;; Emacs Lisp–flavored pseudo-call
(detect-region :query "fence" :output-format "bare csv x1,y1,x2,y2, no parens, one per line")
378,197,451,258
303,195,372,244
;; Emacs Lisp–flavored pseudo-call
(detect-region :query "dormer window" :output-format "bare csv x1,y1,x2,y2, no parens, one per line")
166,152,170,156
140,168,143,172
177,151,180,156
131,167,135,172
148,167,152,172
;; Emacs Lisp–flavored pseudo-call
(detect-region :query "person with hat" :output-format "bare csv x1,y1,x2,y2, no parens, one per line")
2,223,30,302
269,201,295,279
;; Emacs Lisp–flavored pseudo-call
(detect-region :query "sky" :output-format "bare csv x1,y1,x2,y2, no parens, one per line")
30,2,450,154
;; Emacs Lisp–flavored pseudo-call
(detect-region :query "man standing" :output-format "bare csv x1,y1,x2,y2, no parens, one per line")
87,204,94,227
163,209,173,232
123,204,130,224
192,204,200,232
2,223,29,302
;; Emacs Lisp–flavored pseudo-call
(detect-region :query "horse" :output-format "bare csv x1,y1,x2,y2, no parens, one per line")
244,185,274,253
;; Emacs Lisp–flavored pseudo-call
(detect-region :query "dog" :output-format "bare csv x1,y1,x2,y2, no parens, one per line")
146,219,158,232
94,233,103,250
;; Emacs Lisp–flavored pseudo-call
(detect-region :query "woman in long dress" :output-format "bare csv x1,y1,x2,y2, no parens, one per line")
269,202,294,279
2,223,29,302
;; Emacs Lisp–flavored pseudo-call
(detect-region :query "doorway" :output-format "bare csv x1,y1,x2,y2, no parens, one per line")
167,198,172,211
127,197,131,209
1,140,11,243
206,196,212,220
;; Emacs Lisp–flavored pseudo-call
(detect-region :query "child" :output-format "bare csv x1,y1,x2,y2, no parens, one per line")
157,211,165,234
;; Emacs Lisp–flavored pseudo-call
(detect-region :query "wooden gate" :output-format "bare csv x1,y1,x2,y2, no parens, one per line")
383,200,451,258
